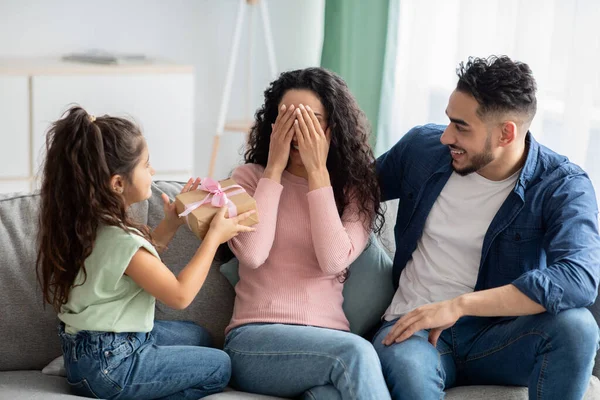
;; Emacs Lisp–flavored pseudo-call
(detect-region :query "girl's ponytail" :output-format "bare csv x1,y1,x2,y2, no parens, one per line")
37,106,149,311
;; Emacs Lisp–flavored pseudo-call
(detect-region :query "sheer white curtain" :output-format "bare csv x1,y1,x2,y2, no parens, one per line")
377,0,600,200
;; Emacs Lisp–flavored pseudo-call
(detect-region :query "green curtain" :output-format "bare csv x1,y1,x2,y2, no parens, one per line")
320,0,390,145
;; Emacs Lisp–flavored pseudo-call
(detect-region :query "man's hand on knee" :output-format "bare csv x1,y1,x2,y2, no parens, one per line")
382,299,462,347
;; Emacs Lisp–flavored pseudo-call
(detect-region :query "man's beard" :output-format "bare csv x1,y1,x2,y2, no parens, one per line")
452,133,494,176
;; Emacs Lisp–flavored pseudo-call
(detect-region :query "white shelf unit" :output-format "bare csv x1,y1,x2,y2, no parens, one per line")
0,57,195,194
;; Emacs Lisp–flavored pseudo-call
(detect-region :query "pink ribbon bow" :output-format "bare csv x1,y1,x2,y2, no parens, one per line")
178,178,246,220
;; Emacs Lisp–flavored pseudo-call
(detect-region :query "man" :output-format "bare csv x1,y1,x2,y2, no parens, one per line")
373,55,600,399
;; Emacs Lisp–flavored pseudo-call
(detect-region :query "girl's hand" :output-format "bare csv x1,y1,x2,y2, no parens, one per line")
205,207,257,244
265,104,296,178
294,104,330,174
162,177,201,228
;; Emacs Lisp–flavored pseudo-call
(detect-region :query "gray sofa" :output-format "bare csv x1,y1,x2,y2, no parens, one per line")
1,181,599,400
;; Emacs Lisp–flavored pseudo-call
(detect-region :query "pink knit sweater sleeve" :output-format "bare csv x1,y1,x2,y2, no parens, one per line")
306,186,370,275
227,164,283,269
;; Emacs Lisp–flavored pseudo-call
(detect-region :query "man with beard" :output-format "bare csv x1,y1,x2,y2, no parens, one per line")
373,55,600,399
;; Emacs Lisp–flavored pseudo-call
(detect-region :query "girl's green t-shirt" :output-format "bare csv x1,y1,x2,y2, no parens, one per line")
58,225,159,334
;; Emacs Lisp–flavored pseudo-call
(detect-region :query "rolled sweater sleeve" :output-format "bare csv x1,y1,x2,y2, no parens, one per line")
228,164,283,269
307,186,370,275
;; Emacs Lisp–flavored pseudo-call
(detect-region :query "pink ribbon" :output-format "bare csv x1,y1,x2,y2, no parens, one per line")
178,178,246,220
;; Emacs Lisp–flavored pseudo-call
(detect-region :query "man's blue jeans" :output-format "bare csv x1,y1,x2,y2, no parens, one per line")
224,323,391,400
372,308,599,400
59,320,230,399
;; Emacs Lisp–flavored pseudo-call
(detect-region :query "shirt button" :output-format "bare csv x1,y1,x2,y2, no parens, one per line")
103,369,108,374
515,233,521,241
105,351,109,356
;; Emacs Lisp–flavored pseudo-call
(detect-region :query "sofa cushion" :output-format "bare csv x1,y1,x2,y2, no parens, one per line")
0,371,287,399
219,257,241,287
220,235,395,337
41,356,66,377
1,371,599,399
590,300,600,377
0,371,82,399
0,192,147,371
0,193,65,371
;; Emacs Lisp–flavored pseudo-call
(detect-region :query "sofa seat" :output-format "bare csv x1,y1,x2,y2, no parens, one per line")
1,371,599,399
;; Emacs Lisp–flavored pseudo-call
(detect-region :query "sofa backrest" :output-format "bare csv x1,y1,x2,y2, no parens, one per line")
0,192,58,371
0,182,237,371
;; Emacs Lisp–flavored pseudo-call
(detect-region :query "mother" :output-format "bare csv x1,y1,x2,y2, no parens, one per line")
223,67,390,399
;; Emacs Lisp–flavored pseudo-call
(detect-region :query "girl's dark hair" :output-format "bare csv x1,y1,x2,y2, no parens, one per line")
217,68,385,268
37,106,151,311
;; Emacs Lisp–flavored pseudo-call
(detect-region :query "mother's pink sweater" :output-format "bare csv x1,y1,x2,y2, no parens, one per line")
225,164,369,334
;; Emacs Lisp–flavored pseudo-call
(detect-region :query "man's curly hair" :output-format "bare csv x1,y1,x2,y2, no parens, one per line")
456,55,537,123
245,67,384,234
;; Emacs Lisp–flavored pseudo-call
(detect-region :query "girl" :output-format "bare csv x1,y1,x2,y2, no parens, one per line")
223,68,391,399
37,107,254,400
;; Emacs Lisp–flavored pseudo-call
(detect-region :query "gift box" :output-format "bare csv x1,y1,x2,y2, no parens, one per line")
175,177,259,240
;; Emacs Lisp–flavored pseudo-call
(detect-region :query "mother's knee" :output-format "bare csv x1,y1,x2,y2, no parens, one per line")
335,333,381,366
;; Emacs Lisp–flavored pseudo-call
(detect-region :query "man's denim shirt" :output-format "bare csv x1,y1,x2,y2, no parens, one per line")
377,124,600,314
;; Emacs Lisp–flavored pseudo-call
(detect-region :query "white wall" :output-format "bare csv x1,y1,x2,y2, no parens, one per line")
0,0,325,178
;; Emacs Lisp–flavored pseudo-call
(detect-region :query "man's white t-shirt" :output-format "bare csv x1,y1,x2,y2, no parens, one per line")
384,169,520,321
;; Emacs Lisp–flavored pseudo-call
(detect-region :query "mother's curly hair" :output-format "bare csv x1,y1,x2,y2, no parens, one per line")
244,67,384,233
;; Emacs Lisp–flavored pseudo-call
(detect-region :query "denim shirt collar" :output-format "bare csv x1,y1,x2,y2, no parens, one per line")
514,132,540,199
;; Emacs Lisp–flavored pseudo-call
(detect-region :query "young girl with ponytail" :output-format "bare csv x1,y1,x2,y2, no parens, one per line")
37,106,254,399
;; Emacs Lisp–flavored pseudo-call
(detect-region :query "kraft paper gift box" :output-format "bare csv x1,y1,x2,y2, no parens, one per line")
175,177,259,240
